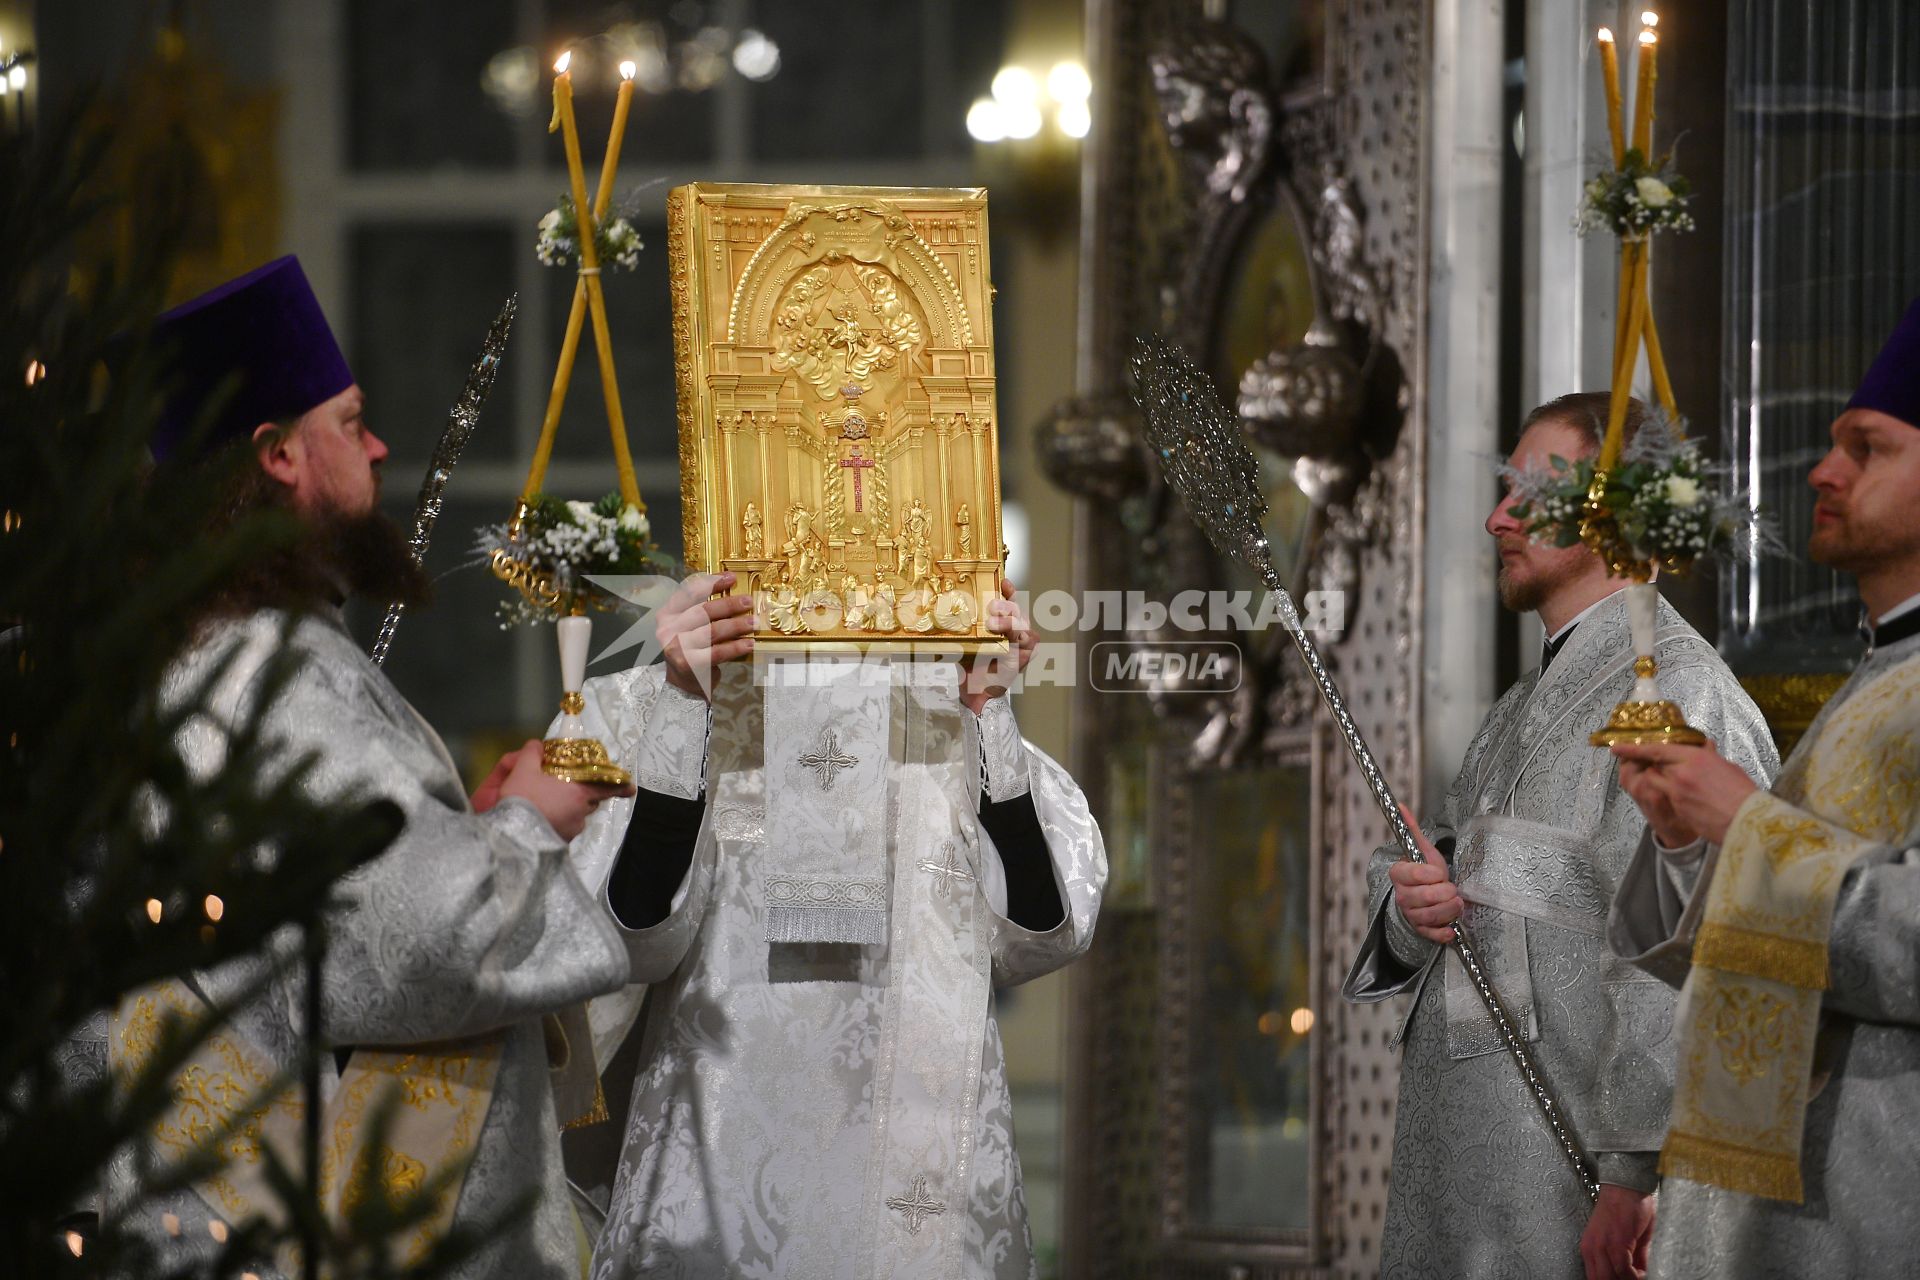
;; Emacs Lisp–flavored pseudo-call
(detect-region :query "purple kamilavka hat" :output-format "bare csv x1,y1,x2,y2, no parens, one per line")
149,256,354,461
1847,297,1920,431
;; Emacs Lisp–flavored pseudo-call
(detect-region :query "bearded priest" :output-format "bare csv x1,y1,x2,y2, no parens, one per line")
1608,299,1920,1278
1343,392,1777,1279
73,258,634,1276
563,574,1106,1279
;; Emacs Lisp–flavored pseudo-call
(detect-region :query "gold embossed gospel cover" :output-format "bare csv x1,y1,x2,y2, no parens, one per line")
667,182,1005,650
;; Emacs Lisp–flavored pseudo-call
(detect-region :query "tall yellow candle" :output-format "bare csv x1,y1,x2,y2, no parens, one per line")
595,61,636,223
526,50,586,501
1641,305,1677,417
1631,29,1658,158
548,53,642,510
1597,28,1625,167
1602,243,1648,472
530,58,641,508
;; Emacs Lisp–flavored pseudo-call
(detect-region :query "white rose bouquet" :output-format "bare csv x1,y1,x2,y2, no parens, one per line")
1574,147,1696,240
1504,411,1771,574
477,492,661,625
535,192,645,271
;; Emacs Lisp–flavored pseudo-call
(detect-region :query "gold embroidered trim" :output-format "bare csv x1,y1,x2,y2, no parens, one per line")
1661,1129,1804,1204
1693,922,1830,990
321,1045,501,1265
110,981,306,1226
560,1078,609,1132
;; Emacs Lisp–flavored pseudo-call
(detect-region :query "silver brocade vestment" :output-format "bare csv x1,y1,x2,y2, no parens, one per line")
1610,630,1920,1280
565,661,1107,1280
71,609,629,1278
1344,591,1777,1279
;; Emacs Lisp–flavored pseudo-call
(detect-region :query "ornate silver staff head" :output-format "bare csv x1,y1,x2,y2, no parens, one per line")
1129,333,1277,582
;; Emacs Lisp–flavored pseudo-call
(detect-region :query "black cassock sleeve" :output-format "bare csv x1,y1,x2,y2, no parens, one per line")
606,788,707,930
980,792,1066,932
606,785,1067,934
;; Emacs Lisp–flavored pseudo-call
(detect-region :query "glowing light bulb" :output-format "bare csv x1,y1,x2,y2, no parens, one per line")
732,30,780,81
966,97,1008,143
1046,60,1091,103
1057,99,1091,139
1003,100,1042,140
991,65,1039,106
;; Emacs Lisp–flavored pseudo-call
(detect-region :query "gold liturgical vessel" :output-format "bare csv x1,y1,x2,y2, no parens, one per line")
668,182,1008,652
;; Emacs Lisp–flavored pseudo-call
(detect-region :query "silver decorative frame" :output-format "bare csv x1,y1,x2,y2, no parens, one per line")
1053,0,1428,1276
1156,723,1328,1268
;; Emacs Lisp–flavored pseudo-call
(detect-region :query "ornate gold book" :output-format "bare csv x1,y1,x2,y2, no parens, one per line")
668,182,1006,650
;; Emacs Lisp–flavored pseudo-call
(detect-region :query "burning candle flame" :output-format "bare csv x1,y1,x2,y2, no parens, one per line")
1639,29,1657,45
619,60,636,81
554,51,572,75
1597,26,1615,43
1641,10,1659,26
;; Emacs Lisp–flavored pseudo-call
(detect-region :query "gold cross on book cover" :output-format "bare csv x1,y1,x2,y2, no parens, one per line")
668,182,1008,651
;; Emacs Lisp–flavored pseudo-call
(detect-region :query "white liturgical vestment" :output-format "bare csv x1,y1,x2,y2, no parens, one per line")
1344,591,1776,1277
567,657,1107,1279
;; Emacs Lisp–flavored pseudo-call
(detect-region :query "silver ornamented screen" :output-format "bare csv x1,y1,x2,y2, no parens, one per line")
1128,333,1600,1200
370,295,517,667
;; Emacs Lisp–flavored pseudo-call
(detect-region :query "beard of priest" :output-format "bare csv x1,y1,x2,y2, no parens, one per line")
1805,411,1920,616
171,387,431,632
143,255,428,633
1489,392,1648,630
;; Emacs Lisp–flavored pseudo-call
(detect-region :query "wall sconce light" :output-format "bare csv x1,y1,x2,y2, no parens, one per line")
0,42,32,92
964,59,1090,235
967,59,1091,144
0,40,34,131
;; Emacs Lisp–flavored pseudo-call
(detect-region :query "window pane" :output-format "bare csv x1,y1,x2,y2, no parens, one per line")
746,2,926,160
743,0,1009,160
1722,0,1920,668
349,224,523,464
541,218,676,466
544,0,716,163
347,0,519,171
348,494,525,758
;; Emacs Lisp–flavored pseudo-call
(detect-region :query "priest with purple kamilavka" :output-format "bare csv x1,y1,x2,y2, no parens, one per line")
1609,298,1920,1278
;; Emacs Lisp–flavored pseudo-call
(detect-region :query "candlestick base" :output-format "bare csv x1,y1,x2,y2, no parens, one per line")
1589,699,1708,747
1590,589,1708,747
541,735,632,786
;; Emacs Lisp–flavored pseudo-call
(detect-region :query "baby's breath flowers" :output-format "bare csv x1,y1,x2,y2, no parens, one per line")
1575,148,1696,240
535,194,645,271
477,492,661,625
